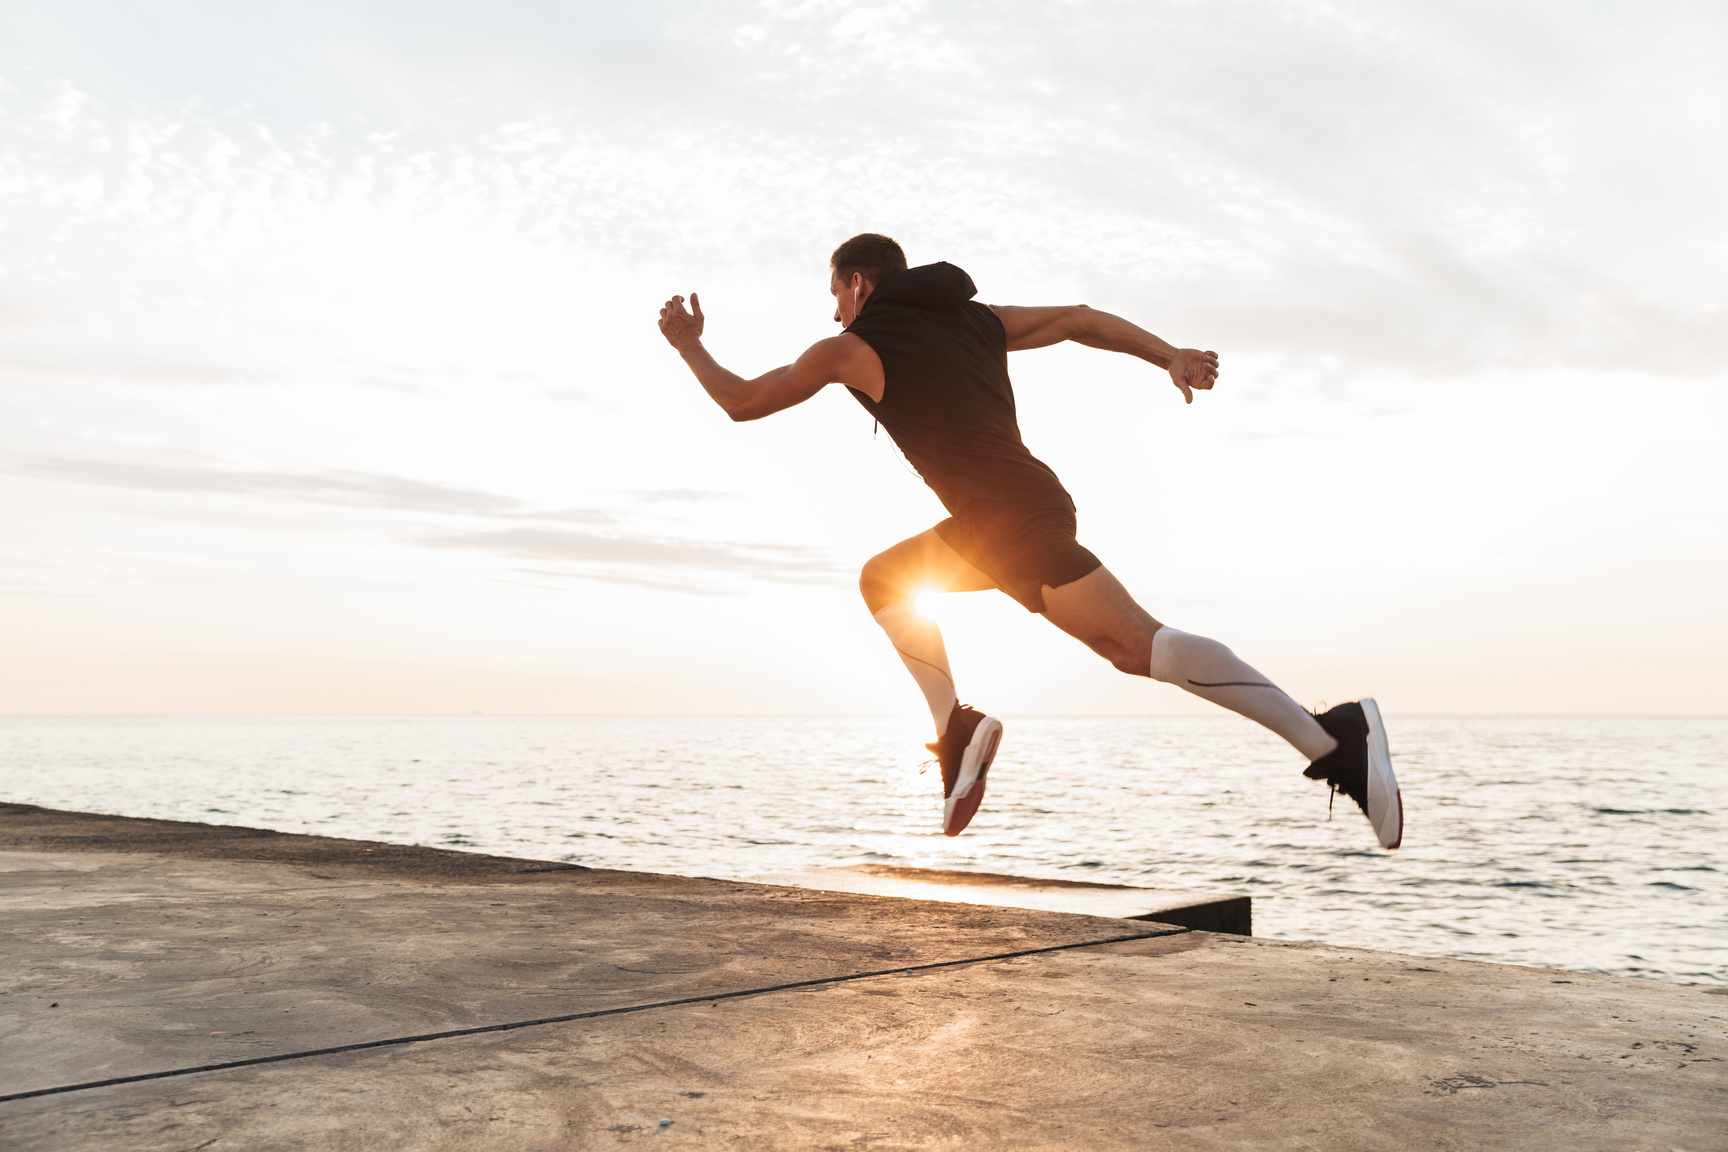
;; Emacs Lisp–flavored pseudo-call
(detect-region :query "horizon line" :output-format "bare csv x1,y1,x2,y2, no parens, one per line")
2,712,1723,721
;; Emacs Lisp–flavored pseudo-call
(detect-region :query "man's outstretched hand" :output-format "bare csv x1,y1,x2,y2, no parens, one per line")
658,293,704,352
1168,349,1219,404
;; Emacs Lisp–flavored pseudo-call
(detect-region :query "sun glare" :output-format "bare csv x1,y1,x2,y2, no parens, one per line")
912,590,942,620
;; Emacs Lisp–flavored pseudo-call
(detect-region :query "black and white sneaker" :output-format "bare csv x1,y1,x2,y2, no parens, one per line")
1304,698,1403,850
927,703,1003,837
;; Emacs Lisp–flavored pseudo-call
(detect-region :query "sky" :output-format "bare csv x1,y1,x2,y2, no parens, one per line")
1,0,1723,716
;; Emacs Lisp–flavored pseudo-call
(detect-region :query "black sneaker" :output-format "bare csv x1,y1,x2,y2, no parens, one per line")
926,703,1003,837
1304,698,1403,850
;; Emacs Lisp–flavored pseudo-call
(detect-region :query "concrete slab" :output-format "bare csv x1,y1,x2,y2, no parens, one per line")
3,802,1724,1150
0,805,1168,1098
5,934,1724,1150
751,864,1252,934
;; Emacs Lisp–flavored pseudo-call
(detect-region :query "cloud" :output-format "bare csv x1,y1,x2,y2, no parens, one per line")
0,554,97,599
504,566,740,597
9,455,843,589
5,3,1721,380
352,373,436,395
0,347,278,387
423,525,844,586
628,489,735,504
9,455,613,522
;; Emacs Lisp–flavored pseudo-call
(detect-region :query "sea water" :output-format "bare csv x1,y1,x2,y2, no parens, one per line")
2,715,1722,986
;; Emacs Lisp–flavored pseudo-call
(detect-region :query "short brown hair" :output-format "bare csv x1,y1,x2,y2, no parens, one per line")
830,233,907,287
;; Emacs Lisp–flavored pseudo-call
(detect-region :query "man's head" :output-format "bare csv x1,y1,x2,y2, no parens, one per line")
830,232,906,325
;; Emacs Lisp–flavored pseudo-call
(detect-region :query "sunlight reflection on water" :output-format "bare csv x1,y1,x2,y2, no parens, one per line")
3,714,1722,985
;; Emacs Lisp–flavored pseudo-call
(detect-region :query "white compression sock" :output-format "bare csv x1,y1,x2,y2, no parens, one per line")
873,603,959,737
1149,627,1336,761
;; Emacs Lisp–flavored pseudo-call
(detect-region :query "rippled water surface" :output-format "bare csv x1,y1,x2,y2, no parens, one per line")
3,715,1722,985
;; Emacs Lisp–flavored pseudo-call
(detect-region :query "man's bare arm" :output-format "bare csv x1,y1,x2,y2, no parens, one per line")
658,293,883,421
990,304,1219,404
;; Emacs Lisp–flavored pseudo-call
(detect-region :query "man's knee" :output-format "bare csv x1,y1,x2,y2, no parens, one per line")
859,553,901,613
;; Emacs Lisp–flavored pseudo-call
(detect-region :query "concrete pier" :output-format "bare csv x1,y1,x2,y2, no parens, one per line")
3,801,1724,1150
750,864,1252,934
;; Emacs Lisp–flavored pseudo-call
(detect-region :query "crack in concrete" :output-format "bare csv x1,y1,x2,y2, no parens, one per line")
0,927,1185,1104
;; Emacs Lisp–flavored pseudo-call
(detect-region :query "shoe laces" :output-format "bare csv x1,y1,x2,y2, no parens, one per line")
1308,700,1342,819
922,706,974,769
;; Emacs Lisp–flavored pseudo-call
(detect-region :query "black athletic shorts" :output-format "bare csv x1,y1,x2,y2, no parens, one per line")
935,503,1102,614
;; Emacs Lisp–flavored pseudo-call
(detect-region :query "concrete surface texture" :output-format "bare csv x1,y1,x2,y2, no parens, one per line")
749,863,1252,933
2,802,1724,1150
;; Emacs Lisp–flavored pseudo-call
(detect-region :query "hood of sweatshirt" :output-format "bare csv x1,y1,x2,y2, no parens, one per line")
859,261,977,313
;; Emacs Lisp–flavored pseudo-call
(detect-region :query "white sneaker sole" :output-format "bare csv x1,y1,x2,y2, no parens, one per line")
1360,697,1403,850
942,716,1003,837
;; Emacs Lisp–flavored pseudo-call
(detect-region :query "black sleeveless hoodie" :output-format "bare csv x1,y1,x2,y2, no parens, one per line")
843,262,1073,523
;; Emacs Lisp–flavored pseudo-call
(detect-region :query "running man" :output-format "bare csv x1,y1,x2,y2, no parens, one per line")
658,233,1402,848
